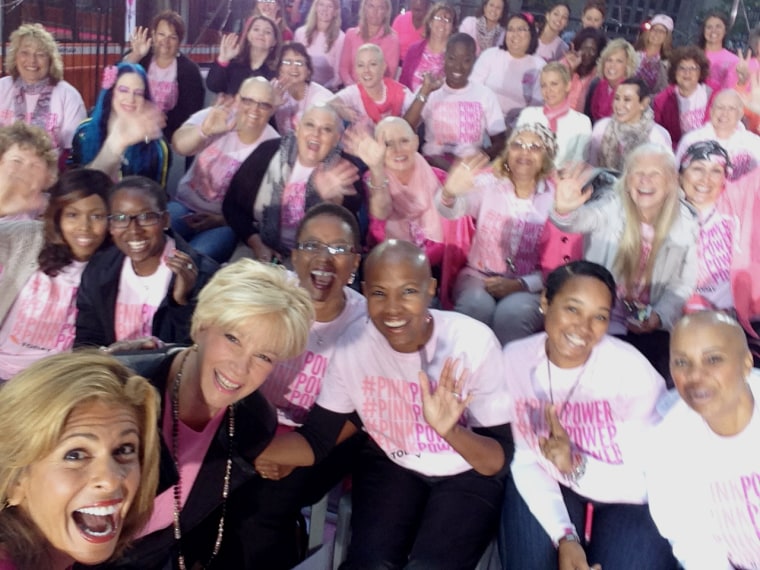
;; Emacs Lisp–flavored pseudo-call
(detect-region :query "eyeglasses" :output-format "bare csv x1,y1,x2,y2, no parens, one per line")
509,140,544,152
677,64,700,73
115,85,145,97
239,97,274,111
432,15,452,23
296,240,355,256
281,59,306,67
507,26,530,33
108,211,164,229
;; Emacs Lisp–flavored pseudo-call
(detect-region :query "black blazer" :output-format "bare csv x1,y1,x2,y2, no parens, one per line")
74,231,218,348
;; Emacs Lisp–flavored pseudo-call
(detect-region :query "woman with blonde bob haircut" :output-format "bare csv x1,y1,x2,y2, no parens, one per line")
0,23,86,158
107,258,315,569
0,351,160,569
551,143,698,380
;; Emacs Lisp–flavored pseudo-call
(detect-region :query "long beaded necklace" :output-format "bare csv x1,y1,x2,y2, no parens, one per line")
172,348,235,570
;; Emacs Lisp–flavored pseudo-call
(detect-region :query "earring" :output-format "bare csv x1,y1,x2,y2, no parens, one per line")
538,306,544,315
348,272,356,285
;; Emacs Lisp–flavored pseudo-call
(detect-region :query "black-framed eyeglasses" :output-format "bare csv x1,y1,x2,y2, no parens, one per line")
108,211,165,229
296,240,355,256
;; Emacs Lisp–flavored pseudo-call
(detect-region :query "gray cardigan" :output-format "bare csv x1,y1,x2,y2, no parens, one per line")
0,220,45,324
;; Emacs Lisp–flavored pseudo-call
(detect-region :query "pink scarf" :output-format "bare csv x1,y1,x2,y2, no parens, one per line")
358,78,406,124
590,78,618,122
385,153,444,245
543,99,571,131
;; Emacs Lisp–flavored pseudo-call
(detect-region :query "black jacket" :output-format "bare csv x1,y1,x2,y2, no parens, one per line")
74,231,218,348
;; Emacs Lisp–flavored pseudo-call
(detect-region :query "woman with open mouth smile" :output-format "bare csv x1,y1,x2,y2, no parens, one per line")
257,239,514,568
500,260,676,570
0,351,160,570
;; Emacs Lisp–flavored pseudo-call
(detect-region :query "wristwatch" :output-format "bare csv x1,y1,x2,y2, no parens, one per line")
556,528,580,548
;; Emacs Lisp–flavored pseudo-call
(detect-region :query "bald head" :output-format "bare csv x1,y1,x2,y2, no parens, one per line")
672,311,748,353
365,239,431,280
376,116,415,138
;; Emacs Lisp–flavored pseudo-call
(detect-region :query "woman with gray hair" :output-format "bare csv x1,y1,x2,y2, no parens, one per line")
0,23,86,162
436,122,568,345
551,143,698,379
99,259,314,569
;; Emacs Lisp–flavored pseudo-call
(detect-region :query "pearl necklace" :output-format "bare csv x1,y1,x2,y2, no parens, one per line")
172,348,235,570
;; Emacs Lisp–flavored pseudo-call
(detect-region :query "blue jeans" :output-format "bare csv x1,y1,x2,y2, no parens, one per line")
167,201,237,263
499,474,678,570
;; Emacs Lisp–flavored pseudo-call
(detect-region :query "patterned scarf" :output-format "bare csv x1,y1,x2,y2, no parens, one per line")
475,16,502,53
13,77,53,132
599,107,655,171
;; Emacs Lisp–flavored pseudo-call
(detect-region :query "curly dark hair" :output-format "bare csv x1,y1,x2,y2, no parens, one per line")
38,168,113,276
501,13,539,55
667,45,710,85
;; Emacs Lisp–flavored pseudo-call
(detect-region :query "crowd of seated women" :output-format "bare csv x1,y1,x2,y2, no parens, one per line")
1,2,760,569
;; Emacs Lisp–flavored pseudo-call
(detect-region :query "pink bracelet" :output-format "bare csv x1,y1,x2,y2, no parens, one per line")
216,57,230,68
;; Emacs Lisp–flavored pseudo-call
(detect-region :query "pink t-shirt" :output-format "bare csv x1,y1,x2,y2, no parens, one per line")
705,48,739,91
260,286,366,426
139,393,226,537
470,47,545,126
339,27,400,86
695,207,735,310
421,81,505,158
0,76,86,152
293,27,346,89
536,36,568,63
647,375,760,569
0,261,86,380
274,81,332,136
505,333,665,543
176,109,279,215
113,239,175,342
392,11,424,61
148,58,179,113
458,173,554,284
409,46,444,92
279,160,314,250
317,309,513,476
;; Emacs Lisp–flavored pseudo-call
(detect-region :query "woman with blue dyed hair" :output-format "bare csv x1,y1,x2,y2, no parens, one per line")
70,61,169,186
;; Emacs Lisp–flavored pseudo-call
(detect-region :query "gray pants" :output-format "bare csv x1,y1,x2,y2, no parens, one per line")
453,272,543,346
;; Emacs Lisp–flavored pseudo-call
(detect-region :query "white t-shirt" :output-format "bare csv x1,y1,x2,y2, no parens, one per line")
647,375,760,570
0,261,86,379
0,76,86,152
176,108,279,215
421,81,505,158
274,81,333,136
676,123,760,181
316,309,513,476
695,206,735,310
113,239,175,341
279,160,315,251
148,58,179,113
260,286,366,426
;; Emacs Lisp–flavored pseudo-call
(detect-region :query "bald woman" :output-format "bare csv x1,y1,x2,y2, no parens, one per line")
647,311,760,570
258,239,514,568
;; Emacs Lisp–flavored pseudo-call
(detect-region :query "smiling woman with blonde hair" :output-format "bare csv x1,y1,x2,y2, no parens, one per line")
0,351,160,570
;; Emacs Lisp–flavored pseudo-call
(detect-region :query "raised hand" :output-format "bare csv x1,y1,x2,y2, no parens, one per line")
538,404,573,474
201,94,236,137
419,71,444,96
312,158,360,202
564,48,581,72
554,162,594,215
419,358,472,438
343,124,386,170
218,33,241,64
737,48,752,86
443,152,491,197
166,249,198,306
110,100,166,150
129,26,152,60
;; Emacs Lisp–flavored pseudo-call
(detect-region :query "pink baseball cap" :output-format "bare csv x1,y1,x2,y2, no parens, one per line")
650,14,674,32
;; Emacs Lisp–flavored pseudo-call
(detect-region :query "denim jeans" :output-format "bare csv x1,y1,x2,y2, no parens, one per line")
499,474,678,570
167,200,237,263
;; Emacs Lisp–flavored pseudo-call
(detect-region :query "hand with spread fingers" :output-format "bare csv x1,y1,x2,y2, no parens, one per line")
538,404,573,474
419,357,472,438
218,33,241,64
442,152,491,198
554,162,595,215
312,159,360,203
129,26,152,61
200,95,237,138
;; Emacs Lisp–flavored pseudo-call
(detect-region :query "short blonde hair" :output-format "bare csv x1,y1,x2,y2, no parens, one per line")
596,38,638,79
541,61,571,85
191,259,314,360
6,23,64,84
0,351,160,566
